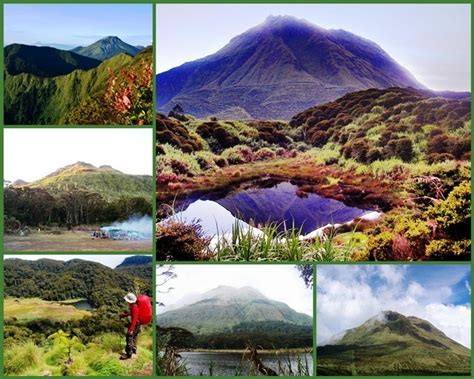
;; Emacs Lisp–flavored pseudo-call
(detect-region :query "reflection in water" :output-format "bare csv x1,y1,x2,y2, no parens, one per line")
168,181,371,236
180,351,313,376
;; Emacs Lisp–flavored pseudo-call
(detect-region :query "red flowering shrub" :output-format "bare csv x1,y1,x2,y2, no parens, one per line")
105,60,153,125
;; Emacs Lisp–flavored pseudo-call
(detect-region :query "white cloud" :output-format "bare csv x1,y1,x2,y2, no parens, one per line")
317,265,471,348
157,264,313,317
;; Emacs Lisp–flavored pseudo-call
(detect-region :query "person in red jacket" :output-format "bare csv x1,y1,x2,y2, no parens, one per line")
119,292,153,360
119,292,141,360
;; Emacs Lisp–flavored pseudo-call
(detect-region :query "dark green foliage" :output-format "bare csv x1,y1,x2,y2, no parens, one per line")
193,321,313,349
248,120,291,147
291,87,470,163
196,122,240,153
4,258,152,308
156,114,202,152
384,137,414,162
4,187,151,228
5,44,100,77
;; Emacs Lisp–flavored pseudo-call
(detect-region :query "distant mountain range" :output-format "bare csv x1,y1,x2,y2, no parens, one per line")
317,311,471,375
71,36,143,61
156,15,424,120
4,257,152,308
4,37,150,124
5,44,101,77
11,161,152,201
158,285,312,335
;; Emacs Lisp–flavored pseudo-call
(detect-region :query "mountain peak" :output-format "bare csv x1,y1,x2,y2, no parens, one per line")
318,311,471,375
157,15,424,120
71,36,141,61
201,285,267,301
99,36,122,43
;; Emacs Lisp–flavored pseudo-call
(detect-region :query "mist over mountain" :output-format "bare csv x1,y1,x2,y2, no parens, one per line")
158,285,311,335
318,311,471,375
156,15,424,120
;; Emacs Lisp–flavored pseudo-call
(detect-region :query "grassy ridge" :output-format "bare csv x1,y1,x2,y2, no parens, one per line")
5,47,152,124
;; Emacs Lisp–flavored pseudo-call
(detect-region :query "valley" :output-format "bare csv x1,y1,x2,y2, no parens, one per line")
4,37,152,125
3,256,154,376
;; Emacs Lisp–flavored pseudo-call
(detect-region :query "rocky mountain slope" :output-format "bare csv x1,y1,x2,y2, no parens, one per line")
156,15,423,120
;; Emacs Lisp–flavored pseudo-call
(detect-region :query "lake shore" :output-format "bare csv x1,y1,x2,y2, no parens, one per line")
180,348,312,354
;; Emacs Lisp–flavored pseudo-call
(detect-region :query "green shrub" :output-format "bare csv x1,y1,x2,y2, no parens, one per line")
425,181,470,238
4,341,41,375
425,239,470,260
89,355,126,376
367,231,395,260
97,333,123,353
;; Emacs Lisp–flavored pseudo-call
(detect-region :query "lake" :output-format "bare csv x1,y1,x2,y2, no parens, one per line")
60,299,94,311
170,180,370,236
179,351,313,376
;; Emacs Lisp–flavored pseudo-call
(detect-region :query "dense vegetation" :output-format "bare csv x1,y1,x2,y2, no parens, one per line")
158,321,312,350
157,87,471,261
4,258,152,307
4,257,153,376
5,44,100,77
5,46,152,125
4,163,152,232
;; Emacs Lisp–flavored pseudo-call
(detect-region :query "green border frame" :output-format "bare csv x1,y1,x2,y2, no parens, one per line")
0,1,472,379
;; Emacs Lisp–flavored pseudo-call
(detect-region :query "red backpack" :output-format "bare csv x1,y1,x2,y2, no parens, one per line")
137,294,152,325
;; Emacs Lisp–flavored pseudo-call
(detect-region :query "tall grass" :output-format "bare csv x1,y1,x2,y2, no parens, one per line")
213,220,358,262
4,341,41,375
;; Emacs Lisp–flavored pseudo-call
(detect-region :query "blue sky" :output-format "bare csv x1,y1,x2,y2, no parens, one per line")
156,4,470,91
317,264,471,347
4,129,153,182
4,4,152,49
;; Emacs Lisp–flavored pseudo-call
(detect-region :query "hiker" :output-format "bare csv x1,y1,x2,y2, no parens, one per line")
119,292,152,360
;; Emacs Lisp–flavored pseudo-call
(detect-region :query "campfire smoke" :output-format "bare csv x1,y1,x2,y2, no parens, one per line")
96,215,152,241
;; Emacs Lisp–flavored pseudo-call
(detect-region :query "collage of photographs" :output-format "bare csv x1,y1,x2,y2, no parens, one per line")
0,1,471,378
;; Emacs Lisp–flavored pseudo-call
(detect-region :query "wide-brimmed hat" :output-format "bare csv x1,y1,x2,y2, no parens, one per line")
124,293,137,303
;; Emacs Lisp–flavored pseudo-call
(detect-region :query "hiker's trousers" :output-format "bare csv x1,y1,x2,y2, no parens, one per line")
126,320,141,356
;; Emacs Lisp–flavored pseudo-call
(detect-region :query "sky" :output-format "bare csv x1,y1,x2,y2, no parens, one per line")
156,4,471,91
317,264,471,348
3,254,144,269
4,129,152,182
4,4,152,48
156,264,313,316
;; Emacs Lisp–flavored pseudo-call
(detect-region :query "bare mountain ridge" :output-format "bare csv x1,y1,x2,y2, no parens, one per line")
157,15,424,120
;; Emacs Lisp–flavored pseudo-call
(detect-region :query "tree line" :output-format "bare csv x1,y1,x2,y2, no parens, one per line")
4,187,151,230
